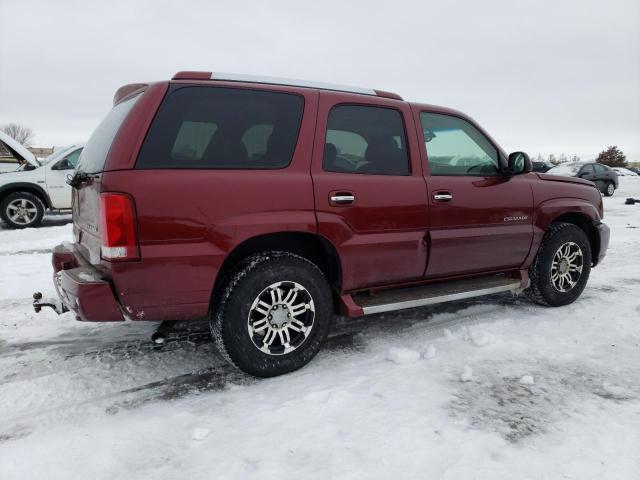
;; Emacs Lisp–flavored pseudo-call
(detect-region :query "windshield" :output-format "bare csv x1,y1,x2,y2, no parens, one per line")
547,164,581,176
40,145,79,165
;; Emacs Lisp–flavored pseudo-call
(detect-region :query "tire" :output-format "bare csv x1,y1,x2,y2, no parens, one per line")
211,251,333,377
525,222,592,307
0,191,45,229
604,182,615,197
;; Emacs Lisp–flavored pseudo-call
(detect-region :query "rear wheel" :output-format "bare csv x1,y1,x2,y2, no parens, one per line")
604,182,615,197
211,251,333,377
526,222,592,306
0,192,45,229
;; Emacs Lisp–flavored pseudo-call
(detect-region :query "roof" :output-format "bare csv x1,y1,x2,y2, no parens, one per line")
171,71,403,100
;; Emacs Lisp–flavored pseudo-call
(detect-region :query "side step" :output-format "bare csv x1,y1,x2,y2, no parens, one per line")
352,274,524,316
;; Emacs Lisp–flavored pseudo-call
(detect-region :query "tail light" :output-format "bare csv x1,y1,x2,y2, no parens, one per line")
100,192,140,261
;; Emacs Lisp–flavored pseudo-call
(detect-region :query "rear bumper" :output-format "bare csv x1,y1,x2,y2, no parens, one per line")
48,243,124,322
593,221,610,266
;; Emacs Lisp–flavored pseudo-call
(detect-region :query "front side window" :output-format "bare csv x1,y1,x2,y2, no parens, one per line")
593,164,608,173
323,105,410,175
581,164,595,174
137,86,304,169
420,112,499,176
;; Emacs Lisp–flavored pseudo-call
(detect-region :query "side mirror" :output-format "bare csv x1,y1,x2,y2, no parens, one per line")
507,152,532,175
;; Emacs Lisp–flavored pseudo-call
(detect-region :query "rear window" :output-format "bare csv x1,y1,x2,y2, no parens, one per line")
136,86,304,169
77,94,140,174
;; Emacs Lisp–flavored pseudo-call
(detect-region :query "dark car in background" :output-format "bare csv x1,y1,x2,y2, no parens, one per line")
547,161,619,196
532,161,554,173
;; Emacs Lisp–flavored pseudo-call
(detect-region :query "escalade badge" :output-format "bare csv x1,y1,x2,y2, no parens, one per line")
504,216,529,222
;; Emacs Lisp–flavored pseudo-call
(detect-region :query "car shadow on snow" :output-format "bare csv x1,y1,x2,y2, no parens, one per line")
98,294,524,410
1,293,527,431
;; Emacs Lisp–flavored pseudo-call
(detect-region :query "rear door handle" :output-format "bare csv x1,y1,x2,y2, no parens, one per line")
329,191,356,206
433,192,453,202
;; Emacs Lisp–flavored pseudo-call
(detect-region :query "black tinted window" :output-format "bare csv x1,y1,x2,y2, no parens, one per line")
581,164,595,174
137,86,304,169
421,113,499,176
323,105,410,175
593,164,608,173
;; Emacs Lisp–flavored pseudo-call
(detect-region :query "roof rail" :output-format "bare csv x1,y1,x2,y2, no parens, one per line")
171,71,403,100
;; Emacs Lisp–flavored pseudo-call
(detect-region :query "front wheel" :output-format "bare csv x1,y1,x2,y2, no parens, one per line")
525,222,592,306
0,192,45,229
211,252,333,377
604,182,615,197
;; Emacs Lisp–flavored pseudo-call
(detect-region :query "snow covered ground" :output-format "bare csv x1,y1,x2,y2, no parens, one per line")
1,180,639,479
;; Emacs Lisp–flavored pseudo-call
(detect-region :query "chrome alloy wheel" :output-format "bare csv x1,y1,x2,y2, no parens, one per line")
6,198,38,225
551,241,583,292
606,183,615,196
247,281,315,355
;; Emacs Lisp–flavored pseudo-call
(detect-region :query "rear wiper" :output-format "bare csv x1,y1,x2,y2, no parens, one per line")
66,171,96,188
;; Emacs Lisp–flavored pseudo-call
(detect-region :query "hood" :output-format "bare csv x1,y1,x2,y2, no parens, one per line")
0,131,40,167
536,172,595,187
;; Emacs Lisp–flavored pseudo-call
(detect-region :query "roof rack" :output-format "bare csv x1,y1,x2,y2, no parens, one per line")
171,71,402,100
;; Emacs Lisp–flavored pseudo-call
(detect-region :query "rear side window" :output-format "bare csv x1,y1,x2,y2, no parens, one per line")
593,164,608,173
77,94,140,174
136,86,304,169
323,105,410,175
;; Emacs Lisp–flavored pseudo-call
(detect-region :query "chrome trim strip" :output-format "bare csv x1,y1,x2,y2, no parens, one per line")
361,280,522,315
212,72,377,96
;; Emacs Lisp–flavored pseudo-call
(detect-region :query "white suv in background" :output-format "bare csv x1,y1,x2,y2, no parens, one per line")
0,131,83,228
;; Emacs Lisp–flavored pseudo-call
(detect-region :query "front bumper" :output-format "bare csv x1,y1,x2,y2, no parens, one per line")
33,243,124,322
593,221,610,266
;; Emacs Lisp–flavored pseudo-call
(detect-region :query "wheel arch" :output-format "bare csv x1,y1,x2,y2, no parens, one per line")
550,212,600,265
211,231,342,311
0,183,51,209
524,199,602,268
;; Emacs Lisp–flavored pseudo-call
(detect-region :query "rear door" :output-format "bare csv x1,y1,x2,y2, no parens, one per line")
417,110,534,278
311,92,429,291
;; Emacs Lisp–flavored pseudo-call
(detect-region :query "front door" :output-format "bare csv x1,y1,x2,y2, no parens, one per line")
417,110,534,278
46,148,81,209
311,93,429,291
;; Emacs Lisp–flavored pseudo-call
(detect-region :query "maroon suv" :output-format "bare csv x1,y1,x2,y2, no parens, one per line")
34,71,610,376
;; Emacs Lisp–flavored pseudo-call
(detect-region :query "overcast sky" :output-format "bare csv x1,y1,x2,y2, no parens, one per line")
1,0,639,160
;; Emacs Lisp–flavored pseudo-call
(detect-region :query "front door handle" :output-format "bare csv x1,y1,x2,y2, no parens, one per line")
329,191,356,206
433,192,453,202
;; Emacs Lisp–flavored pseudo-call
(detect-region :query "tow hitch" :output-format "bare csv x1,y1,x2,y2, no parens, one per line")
32,292,67,315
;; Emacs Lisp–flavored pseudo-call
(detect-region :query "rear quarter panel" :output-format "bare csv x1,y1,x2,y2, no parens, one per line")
101,85,319,321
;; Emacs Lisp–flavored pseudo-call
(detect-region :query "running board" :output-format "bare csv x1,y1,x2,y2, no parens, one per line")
352,274,524,316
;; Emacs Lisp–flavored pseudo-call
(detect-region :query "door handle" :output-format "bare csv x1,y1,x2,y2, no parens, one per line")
329,192,356,206
433,192,453,202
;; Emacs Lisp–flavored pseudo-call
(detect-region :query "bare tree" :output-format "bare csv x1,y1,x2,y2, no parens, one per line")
1,123,35,146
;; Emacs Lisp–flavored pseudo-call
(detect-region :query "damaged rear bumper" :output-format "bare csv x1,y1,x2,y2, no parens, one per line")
33,243,124,322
